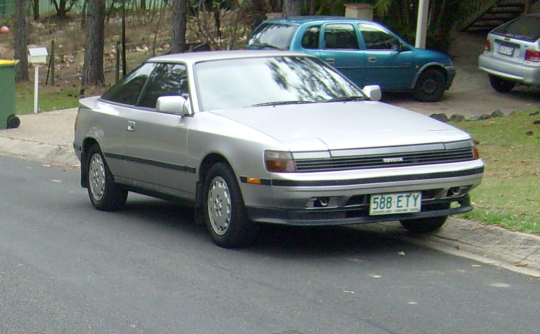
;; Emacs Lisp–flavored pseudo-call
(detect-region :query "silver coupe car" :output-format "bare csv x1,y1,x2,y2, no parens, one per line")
73,50,484,248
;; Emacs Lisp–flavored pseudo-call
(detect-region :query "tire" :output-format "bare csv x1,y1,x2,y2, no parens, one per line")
412,69,446,102
489,75,515,93
400,215,448,233
7,115,20,129
203,162,259,248
86,144,128,211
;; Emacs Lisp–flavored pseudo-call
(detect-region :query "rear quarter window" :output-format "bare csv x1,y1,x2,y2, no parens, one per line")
248,23,298,50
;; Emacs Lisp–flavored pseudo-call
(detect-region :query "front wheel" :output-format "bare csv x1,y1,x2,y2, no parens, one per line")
412,69,446,102
400,215,448,233
203,162,259,248
489,75,515,93
86,144,128,211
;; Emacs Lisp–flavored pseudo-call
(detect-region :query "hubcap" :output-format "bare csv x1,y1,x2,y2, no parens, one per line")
422,78,437,94
89,153,106,201
207,176,232,236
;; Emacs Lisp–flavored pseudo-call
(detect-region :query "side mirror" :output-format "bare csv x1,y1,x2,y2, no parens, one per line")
362,85,382,101
398,43,411,52
156,96,191,116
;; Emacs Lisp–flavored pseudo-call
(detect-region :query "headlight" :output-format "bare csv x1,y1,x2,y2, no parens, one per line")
265,151,296,172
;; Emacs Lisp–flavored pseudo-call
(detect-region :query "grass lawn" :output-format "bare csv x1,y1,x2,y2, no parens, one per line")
451,110,540,234
16,82,80,114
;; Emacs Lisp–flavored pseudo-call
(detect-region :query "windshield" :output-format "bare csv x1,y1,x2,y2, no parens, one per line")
247,23,298,50
194,56,364,111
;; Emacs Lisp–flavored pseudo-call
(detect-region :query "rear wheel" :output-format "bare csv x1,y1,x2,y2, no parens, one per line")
86,144,128,211
412,69,446,102
203,162,259,248
400,215,448,233
489,75,515,93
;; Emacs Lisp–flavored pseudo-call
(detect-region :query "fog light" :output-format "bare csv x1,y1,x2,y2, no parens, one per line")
316,197,329,207
447,186,471,197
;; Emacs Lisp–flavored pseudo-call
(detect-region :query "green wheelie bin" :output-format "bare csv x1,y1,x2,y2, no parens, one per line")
0,60,19,129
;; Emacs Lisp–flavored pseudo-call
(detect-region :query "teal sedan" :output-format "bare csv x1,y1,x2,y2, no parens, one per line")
247,16,455,102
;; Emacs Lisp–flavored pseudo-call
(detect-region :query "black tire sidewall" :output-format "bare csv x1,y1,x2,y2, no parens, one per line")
203,162,258,248
86,144,127,211
489,75,515,93
413,69,446,102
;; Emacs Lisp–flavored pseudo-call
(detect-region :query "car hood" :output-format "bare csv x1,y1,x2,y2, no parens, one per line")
209,101,470,151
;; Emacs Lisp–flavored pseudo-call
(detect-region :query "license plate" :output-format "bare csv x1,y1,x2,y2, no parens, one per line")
499,45,514,56
369,192,421,215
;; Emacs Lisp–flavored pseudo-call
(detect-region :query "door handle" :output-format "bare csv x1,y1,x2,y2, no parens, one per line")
368,57,377,62
326,58,335,63
127,121,136,131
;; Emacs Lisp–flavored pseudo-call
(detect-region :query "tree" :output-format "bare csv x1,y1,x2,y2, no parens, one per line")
248,0,269,31
14,0,29,82
51,0,78,19
81,0,106,86
283,0,301,17
170,0,188,53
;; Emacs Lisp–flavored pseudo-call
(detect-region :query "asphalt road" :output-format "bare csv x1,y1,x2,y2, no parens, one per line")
1,155,540,333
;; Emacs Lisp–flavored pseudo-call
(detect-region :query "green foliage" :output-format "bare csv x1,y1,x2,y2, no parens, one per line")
450,110,540,234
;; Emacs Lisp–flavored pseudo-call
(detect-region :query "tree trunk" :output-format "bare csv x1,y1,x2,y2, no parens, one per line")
283,0,301,17
170,0,187,53
249,0,269,31
33,0,40,20
14,0,29,82
81,0,106,87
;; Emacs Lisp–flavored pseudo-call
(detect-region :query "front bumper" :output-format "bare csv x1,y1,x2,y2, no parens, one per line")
247,195,471,226
240,162,484,226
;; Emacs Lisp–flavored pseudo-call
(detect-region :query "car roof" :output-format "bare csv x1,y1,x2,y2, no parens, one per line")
263,15,372,25
147,50,311,64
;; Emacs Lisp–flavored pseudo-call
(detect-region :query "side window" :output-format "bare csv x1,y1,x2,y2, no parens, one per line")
101,63,156,105
301,26,321,49
137,63,189,108
323,24,359,50
359,23,400,50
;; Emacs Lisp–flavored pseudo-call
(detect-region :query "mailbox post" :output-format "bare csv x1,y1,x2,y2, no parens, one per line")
28,47,48,114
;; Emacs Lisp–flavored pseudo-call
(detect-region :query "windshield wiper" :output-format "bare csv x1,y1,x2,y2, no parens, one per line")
251,100,312,107
325,96,367,103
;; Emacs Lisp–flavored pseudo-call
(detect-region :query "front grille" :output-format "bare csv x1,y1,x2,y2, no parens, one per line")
295,147,474,172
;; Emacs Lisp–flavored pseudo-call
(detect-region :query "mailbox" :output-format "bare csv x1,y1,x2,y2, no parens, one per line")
28,47,48,64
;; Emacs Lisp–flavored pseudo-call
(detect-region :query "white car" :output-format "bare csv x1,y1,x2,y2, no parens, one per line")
479,13,540,92
74,50,484,248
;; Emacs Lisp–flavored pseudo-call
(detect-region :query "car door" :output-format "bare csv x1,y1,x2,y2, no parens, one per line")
97,62,157,179
121,63,196,200
318,23,366,87
357,23,416,90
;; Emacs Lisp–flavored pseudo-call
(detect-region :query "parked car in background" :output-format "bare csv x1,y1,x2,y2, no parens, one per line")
74,50,483,248
479,13,540,92
247,16,456,102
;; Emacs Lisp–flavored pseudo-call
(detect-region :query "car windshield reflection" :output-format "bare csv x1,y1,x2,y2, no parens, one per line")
194,56,363,111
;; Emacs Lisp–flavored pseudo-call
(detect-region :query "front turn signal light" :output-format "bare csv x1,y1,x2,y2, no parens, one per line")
472,139,480,159
265,151,296,172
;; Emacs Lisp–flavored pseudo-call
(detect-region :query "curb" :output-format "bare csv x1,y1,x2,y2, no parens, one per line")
0,137,80,168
